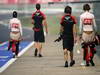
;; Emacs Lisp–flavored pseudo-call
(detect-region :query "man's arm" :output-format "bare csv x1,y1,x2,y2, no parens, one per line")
79,17,83,35
9,20,11,30
93,17,97,33
73,24,77,43
60,25,64,33
32,19,34,25
43,19,48,34
19,21,22,36
54,25,64,42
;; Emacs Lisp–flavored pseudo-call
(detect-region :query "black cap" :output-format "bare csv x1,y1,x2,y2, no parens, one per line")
64,6,72,14
36,3,41,10
83,4,91,11
13,11,17,18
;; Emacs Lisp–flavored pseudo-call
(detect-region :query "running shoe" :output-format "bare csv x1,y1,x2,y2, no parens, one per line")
80,60,86,66
65,61,68,67
70,60,75,67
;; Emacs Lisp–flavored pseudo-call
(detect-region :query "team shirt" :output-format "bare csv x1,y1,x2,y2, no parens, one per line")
9,18,22,36
32,10,46,31
60,14,77,36
79,11,97,34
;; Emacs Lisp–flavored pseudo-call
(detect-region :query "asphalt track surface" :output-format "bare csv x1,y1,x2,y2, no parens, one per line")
0,35,100,75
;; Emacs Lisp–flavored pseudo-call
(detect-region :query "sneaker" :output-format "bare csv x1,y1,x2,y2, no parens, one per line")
34,49,38,57
80,60,86,66
13,55,15,58
90,59,95,66
86,61,90,67
70,60,75,67
13,53,15,58
65,61,68,67
38,54,43,57
93,50,96,54
86,63,90,66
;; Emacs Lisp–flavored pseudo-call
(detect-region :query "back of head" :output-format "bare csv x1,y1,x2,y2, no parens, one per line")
64,6,72,14
83,4,91,11
13,11,17,18
36,3,41,10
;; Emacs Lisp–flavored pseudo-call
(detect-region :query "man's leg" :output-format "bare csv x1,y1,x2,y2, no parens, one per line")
34,42,38,57
89,45,95,66
80,47,89,66
81,43,87,66
85,47,90,66
64,49,68,67
38,32,45,57
70,51,75,67
34,42,43,57
70,51,73,61
8,41,13,51
38,43,43,57
15,41,19,56
12,41,16,58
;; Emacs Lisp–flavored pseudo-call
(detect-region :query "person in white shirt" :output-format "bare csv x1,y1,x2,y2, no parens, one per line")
8,11,22,58
79,4,97,66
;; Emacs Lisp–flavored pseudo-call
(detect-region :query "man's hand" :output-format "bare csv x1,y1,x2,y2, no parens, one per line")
19,37,23,41
44,32,47,36
54,39,60,42
54,37,61,42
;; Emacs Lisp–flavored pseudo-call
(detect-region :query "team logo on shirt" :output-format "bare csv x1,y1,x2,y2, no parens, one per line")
36,12,40,16
64,16,73,23
11,23,19,29
83,18,93,25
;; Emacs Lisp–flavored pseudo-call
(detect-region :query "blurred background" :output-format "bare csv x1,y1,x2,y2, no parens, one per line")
0,0,100,42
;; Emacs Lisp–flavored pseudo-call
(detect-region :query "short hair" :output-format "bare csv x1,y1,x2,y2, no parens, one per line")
64,6,72,14
83,4,91,11
36,3,41,10
13,11,17,18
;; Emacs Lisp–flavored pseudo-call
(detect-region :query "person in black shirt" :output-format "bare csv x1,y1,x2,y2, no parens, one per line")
56,6,77,67
32,4,48,57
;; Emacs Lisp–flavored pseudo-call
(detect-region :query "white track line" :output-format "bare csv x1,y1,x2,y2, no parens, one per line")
0,58,16,73
0,41,8,46
18,41,34,57
0,41,34,73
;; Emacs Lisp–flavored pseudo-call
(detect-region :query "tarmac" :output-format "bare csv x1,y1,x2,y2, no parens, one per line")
0,34,100,75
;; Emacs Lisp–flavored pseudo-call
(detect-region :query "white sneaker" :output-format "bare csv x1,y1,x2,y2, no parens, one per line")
80,60,86,66
13,53,15,58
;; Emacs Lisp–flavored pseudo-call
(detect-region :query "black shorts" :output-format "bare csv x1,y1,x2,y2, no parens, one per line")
34,30,45,43
63,37,74,51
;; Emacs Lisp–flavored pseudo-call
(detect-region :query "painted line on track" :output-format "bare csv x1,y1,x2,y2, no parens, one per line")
0,41,34,73
0,41,8,47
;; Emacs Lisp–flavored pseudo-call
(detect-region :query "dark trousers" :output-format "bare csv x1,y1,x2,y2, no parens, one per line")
82,43,96,63
8,41,20,56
